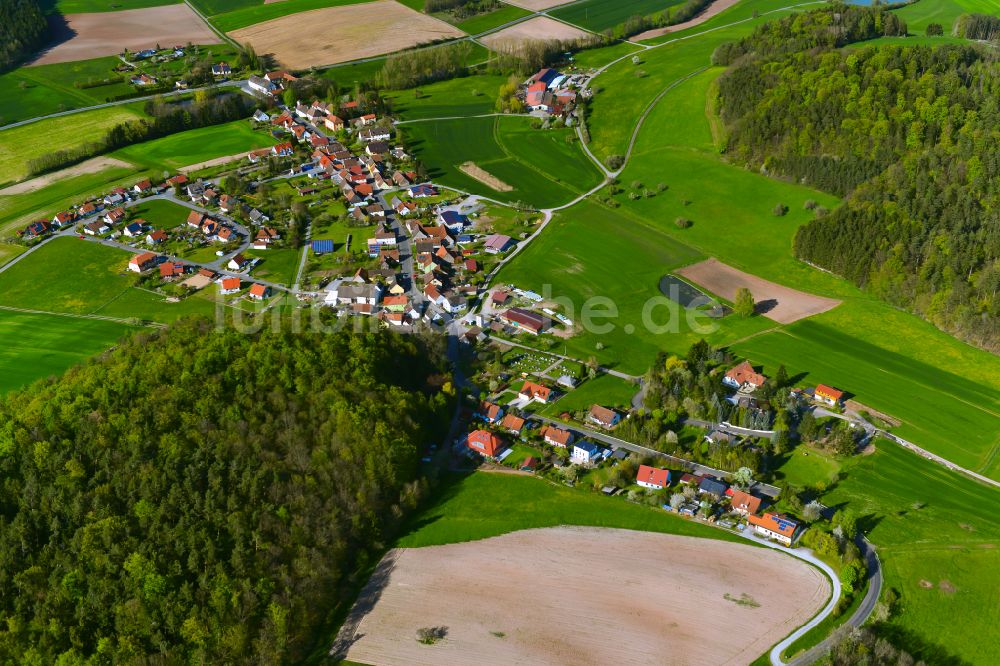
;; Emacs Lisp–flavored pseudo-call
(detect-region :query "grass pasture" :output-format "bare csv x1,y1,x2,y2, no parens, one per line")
893,0,1000,33
542,372,637,416
0,309,137,394
386,74,506,120
0,105,143,186
551,0,684,33
404,115,602,207
111,120,276,171
451,3,531,34
127,199,196,230
45,0,182,12
396,471,742,548
246,247,300,286
818,440,1000,666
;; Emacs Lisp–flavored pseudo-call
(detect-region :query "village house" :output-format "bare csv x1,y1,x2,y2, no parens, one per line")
51,211,75,227
248,283,270,301
483,233,514,254
501,413,525,436
211,62,232,77
636,465,670,490
228,254,249,271
146,230,167,245
84,220,109,235
542,425,573,448
748,512,799,546
128,251,158,273
104,207,126,225
518,380,552,404
698,476,728,499
133,179,152,195
588,405,621,429
159,261,185,279
729,489,762,517
123,221,145,237
571,441,602,464
814,384,845,406
325,281,382,308
723,360,767,392
478,401,504,424
220,277,242,295
466,429,505,458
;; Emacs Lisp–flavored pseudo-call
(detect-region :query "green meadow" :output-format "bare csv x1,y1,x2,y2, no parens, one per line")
396,471,744,548
451,3,531,34
385,74,506,120
893,0,1000,33
0,105,144,186
570,39,643,69
46,0,181,12
404,115,603,207
0,309,138,394
542,372,637,415
817,440,1000,665
128,199,195,229
112,120,276,171
0,163,143,238
552,0,684,33
246,247,300,286
0,242,27,267
209,0,372,32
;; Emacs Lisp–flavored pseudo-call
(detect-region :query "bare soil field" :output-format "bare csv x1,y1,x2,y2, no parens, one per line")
338,526,830,666
481,16,591,52
30,5,220,66
0,157,132,196
503,0,572,10
633,0,741,40
459,161,513,191
230,1,465,69
677,258,841,324
178,152,248,172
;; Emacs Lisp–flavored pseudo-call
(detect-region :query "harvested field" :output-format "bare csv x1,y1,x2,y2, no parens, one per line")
30,5,220,66
503,0,571,10
179,151,248,172
339,526,830,666
0,157,131,195
633,0,741,40
677,257,841,324
458,161,512,191
481,16,591,52
230,1,465,69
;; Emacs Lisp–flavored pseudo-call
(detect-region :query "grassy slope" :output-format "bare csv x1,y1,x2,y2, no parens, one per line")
551,0,684,33
385,74,506,120
0,309,137,394
817,441,1000,665
541,372,636,415
111,120,276,171
0,237,214,321
209,0,373,32
46,0,181,12
0,163,143,238
128,199,197,229
404,115,602,207
396,471,744,547
246,247,300,286
894,0,1000,32
571,39,644,69
0,105,144,186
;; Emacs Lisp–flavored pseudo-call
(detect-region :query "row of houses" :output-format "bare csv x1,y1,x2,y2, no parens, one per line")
724,359,847,407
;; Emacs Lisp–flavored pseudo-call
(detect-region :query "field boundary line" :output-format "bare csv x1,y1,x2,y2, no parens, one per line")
0,303,157,326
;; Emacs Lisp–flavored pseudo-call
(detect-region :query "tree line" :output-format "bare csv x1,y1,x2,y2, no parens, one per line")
0,0,48,72
27,93,255,177
0,318,451,663
714,5,999,350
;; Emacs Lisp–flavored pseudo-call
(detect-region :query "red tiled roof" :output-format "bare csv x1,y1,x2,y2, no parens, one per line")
748,512,798,538
730,490,762,515
221,277,241,290
815,384,844,401
589,404,618,426
519,381,551,402
636,464,670,488
467,429,503,457
726,361,767,388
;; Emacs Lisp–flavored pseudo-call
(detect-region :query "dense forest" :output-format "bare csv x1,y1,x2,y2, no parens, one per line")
0,0,48,72
715,5,1000,349
0,319,451,663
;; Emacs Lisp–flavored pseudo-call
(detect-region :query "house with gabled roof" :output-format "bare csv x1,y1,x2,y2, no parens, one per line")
729,489,762,517
748,512,799,546
478,401,504,424
543,425,573,448
466,429,505,458
248,283,270,300
501,413,525,436
571,441,602,464
636,465,670,490
698,476,728,499
104,207,126,225
588,405,621,429
518,381,552,403
814,384,845,406
146,230,167,244
84,220,109,235
227,254,249,271
724,360,767,392
128,251,158,273
220,277,242,294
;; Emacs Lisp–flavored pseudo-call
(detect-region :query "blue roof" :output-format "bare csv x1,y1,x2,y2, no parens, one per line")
458,234,475,243
311,239,334,254
125,222,142,232
575,441,600,455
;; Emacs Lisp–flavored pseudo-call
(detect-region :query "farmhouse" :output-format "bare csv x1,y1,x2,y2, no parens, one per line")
571,441,602,464
128,252,158,273
467,429,505,458
636,465,670,490
542,425,573,448
814,384,845,406
748,513,799,546
588,405,620,428
501,307,546,335
518,380,552,403
723,361,767,392
729,490,762,517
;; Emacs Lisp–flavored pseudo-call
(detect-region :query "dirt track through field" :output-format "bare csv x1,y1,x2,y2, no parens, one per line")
230,1,465,69
481,16,591,52
339,526,830,666
677,257,841,323
30,5,220,66
0,157,132,195
502,0,572,9
632,0,742,40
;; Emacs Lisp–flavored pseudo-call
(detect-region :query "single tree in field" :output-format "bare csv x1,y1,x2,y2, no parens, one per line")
734,287,755,318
